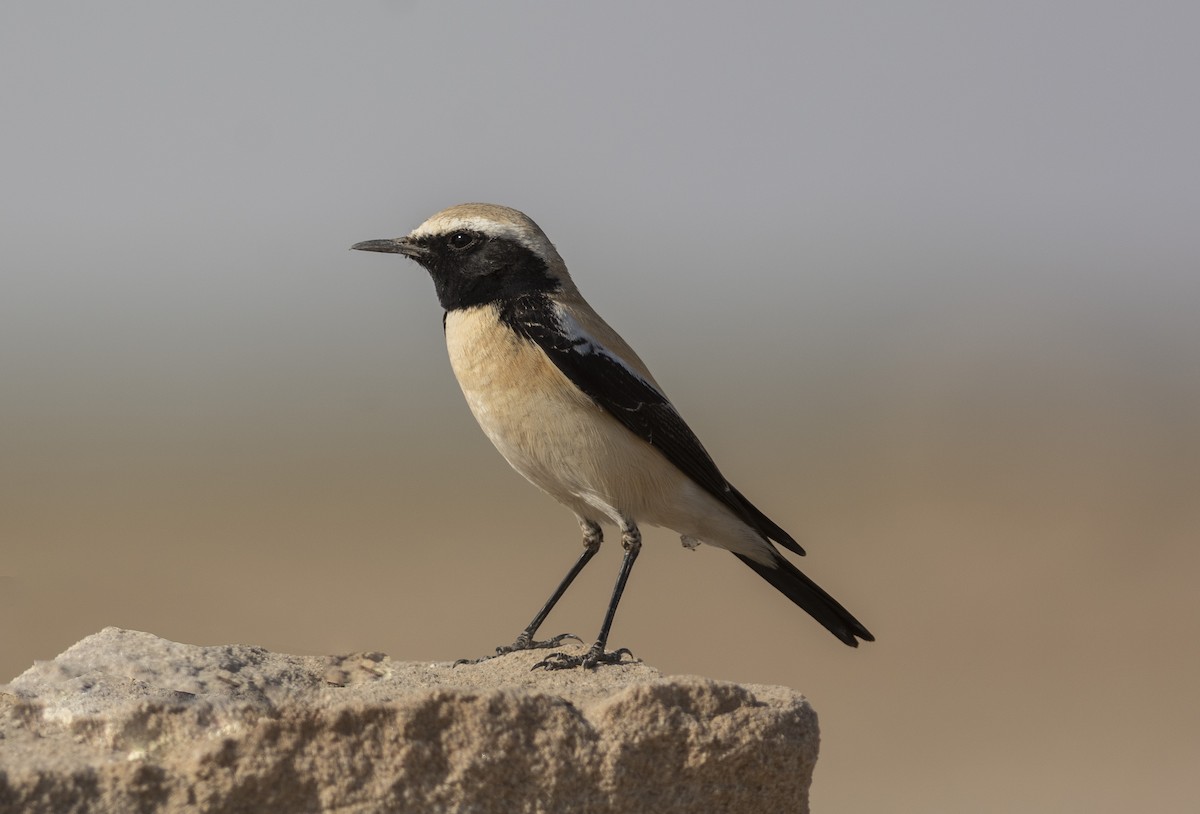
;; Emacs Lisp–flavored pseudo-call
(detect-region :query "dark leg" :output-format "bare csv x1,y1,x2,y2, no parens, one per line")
535,522,642,670
455,519,602,665
499,519,602,652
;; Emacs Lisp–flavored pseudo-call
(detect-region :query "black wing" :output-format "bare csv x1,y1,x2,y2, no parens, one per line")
499,295,804,555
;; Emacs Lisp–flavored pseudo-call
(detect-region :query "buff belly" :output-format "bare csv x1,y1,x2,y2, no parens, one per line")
443,305,773,562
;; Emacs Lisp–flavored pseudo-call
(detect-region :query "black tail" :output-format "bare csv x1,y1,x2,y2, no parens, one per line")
727,484,806,556
734,552,874,646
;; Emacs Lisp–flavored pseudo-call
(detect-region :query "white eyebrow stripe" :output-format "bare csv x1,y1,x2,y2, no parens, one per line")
553,305,662,394
408,214,557,261
410,216,519,241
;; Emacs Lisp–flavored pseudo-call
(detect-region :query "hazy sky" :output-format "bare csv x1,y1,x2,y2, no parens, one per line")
4,4,1197,379
3,5,1198,813
4,1,1196,509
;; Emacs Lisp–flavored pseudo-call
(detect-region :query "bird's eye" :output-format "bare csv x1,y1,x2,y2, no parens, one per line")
447,232,478,251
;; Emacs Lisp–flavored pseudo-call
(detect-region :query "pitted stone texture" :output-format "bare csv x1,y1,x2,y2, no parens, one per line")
0,628,818,814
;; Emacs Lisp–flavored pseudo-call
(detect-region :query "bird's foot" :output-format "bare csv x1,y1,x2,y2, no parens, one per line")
532,643,636,671
453,632,582,666
497,631,583,655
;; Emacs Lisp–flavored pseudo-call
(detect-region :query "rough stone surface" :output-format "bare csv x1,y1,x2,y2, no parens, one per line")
0,628,818,814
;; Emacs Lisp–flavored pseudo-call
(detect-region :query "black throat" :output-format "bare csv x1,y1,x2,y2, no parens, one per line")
412,234,562,312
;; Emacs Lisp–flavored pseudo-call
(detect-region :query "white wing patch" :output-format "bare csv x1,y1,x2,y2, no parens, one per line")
554,305,661,393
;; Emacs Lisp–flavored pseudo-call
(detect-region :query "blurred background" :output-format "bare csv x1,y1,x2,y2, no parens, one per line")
2,3,1197,811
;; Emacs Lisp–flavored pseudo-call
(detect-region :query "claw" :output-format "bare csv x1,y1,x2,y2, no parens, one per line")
532,645,636,671
453,632,582,667
497,632,582,655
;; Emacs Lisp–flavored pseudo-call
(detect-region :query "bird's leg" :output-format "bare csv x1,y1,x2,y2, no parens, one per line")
534,522,641,670
454,519,601,666
501,518,602,651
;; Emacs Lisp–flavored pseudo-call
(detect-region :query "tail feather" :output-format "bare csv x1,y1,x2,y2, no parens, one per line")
734,551,874,646
727,484,805,556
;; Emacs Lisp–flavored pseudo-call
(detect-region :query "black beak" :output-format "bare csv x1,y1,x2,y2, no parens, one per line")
350,237,428,258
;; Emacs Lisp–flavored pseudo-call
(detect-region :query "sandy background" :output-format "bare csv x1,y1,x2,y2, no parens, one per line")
3,4,1198,812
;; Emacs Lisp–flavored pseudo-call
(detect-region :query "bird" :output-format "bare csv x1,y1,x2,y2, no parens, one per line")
352,203,873,668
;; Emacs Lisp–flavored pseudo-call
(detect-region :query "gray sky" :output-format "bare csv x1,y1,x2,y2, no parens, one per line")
3,4,1198,813
4,0,1196,491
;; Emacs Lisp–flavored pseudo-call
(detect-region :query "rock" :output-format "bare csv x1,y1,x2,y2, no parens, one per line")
0,628,819,814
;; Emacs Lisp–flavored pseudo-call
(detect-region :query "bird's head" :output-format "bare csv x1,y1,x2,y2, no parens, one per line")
352,203,574,311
